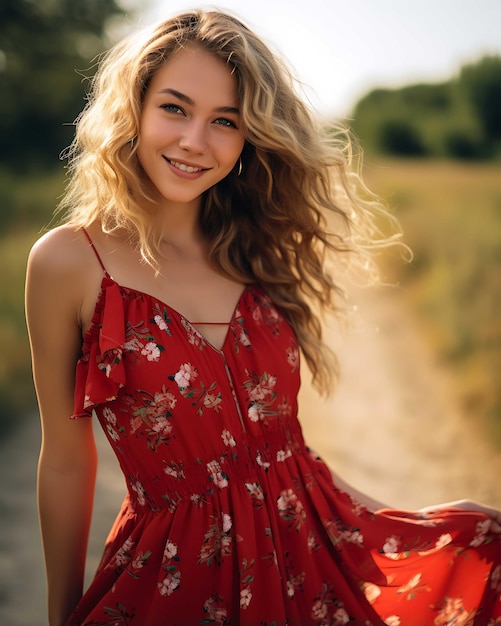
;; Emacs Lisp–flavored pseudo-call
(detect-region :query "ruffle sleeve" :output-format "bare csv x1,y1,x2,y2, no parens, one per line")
72,278,126,419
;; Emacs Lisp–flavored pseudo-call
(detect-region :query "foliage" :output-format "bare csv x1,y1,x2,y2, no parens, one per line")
0,168,64,433
365,159,501,441
350,56,501,160
459,56,501,141
0,0,135,432
0,0,128,170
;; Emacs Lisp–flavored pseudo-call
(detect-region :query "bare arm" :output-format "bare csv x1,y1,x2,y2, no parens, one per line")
26,228,98,626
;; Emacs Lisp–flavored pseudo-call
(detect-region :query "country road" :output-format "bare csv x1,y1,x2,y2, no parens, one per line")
1,285,499,625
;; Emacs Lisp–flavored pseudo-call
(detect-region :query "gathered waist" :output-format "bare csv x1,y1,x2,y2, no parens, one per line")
120,437,310,513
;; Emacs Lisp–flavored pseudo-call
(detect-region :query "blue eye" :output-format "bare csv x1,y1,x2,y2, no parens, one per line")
214,118,237,128
160,104,184,114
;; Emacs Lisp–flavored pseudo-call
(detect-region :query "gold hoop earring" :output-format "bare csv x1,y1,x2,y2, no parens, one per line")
237,157,243,176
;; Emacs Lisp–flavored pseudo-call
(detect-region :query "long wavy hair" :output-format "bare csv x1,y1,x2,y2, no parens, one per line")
60,9,399,393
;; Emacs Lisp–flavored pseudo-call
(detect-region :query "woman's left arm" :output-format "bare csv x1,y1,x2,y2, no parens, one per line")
419,499,501,533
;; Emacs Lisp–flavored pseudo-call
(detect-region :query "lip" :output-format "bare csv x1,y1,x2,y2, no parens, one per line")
163,156,210,179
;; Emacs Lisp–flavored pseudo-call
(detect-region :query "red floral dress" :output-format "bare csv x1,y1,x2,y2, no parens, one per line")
68,233,501,626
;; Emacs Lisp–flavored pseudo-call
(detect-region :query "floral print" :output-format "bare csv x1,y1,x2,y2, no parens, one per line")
67,269,501,626
172,362,223,416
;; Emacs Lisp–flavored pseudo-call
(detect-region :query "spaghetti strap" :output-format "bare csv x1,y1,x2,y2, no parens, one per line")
81,228,109,276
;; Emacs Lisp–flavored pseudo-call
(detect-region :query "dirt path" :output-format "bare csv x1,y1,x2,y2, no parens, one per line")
300,286,501,510
1,287,499,625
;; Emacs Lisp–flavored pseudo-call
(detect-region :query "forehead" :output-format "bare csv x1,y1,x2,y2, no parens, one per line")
147,46,239,103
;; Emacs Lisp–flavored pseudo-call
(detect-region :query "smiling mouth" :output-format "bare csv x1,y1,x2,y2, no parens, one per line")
166,158,207,173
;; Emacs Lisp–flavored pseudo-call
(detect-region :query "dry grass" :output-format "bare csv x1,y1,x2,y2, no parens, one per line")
363,158,501,440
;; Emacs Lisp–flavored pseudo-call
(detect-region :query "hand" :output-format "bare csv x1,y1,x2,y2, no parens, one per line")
419,499,501,534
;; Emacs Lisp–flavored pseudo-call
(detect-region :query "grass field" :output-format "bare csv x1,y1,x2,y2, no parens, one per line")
362,158,501,441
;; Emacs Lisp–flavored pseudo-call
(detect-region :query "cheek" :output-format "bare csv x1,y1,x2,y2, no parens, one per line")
220,135,246,166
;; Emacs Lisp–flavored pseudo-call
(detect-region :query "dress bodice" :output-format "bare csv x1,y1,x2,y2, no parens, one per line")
73,276,303,511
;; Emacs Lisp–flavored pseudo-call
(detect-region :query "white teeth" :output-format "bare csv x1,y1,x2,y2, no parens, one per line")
170,160,202,173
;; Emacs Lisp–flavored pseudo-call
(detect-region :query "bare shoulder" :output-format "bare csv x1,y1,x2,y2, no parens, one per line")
28,224,91,278
26,224,103,331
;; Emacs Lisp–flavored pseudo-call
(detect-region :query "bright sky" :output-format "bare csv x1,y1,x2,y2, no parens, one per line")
127,0,501,117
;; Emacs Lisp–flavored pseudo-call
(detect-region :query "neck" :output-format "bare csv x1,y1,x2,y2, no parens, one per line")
151,196,204,247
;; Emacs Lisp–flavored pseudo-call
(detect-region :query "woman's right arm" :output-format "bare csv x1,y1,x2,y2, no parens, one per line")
26,228,98,626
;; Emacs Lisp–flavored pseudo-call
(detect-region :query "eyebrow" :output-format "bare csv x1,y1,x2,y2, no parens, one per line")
157,88,240,115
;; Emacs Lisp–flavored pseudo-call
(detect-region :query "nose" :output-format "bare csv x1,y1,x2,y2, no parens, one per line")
178,119,208,154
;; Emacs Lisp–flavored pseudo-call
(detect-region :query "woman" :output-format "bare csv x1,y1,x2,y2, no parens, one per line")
25,9,501,626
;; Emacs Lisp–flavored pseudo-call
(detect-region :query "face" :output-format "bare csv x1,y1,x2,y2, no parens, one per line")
137,46,245,210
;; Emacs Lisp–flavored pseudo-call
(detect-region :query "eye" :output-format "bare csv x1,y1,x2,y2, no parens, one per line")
160,103,184,115
214,117,238,129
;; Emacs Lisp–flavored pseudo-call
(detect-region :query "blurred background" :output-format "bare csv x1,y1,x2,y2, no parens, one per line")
0,0,500,623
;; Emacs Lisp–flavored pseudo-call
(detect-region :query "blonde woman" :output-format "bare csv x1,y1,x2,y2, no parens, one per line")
26,10,501,626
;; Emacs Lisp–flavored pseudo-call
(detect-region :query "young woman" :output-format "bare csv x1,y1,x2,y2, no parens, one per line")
25,9,501,626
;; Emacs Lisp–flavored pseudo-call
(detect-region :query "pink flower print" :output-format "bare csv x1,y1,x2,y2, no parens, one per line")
129,415,142,435
181,317,204,348
248,374,277,401
276,448,292,462
108,536,135,570
287,571,305,599
243,371,279,424
470,518,490,547
203,393,222,411
277,488,306,531
163,463,185,479
154,314,168,331
131,480,146,506
286,343,299,371
419,532,453,555
123,336,142,353
251,307,264,325
256,452,271,471
131,550,151,571
248,404,262,422
141,341,161,362
163,541,178,562
207,460,229,489
490,565,501,592
311,600,328,620
245,482,265,509
199,516,233,566
222,513,232,533
157,571,181,596
333,608,350,625
248,403,261,422
103,407,120,442
203,594,228,625
151,417,172,438
396,573,429,600
239,329,251,347
384,617,401,626
240,586,252,609
174,363,198,389
221,429,236,447
362,582,381,604
382,535,401,556
97,347,122,377
340,528,364,546
152,388,177,414
433,597,473,626
308,530,321,553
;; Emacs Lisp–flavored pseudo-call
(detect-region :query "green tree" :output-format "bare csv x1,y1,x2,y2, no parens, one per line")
0,0,129,170
459,56,501,142
349,56,501,160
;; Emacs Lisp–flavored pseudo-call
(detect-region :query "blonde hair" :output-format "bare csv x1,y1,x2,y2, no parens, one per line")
60,9,398,393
